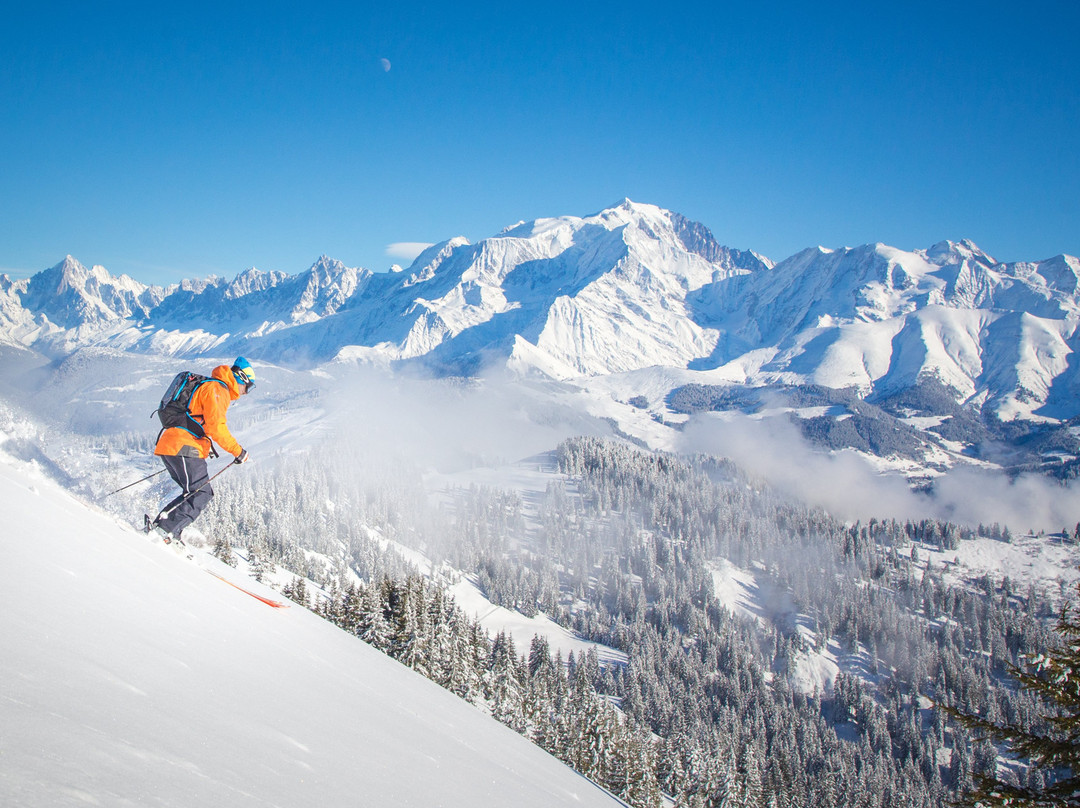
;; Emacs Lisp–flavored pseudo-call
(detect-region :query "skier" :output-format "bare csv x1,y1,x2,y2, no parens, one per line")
148,357,255,543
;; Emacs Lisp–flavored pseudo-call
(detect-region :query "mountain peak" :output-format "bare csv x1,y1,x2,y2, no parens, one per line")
50,255,89,286
926,239,997,266
613,197,646,212
594,198,665,225
44,256,146,291
310,255,349,274
404,238,471,284
18,256,161,329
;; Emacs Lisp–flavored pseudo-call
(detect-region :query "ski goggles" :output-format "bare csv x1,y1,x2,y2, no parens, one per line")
232,366,256,392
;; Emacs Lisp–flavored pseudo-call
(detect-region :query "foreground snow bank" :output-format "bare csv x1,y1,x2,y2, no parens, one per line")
0,448,624,808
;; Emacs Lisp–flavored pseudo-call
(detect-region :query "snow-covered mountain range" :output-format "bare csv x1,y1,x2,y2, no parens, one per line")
1,201,773,371
4,199,1079,476
690,238,1080,420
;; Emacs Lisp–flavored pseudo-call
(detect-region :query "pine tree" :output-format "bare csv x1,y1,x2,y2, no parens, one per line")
212,536,237,567
488,631,527,732
339,583,362,636
946,581,1080,806
391,577,429,675
248,544,275,583
358,580,392,650
621,730,662,808
283,575,310,608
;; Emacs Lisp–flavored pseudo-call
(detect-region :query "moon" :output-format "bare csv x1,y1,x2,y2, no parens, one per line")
379,58,391,73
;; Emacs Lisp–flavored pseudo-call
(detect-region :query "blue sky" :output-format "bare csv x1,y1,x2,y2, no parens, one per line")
2,1,1077,284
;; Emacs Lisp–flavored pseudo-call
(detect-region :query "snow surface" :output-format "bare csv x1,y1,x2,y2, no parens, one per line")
0,444,626,808
920,532,1080,598
449,576,628,668
709,559,840,696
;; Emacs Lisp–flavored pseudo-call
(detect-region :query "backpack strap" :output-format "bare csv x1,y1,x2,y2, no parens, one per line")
181,377,229,437
154,375,229,448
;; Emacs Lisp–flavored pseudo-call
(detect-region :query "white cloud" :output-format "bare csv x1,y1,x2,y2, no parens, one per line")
385,242,434,262
678,411,1080,534
322,366,612,474
679,413,927,523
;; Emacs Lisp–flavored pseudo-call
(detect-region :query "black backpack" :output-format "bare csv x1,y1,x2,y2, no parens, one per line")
153,371,225,439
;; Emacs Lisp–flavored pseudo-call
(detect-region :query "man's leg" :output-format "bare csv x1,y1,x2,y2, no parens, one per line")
158,455,214,537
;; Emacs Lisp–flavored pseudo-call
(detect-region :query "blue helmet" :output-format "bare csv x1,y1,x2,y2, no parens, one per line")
231,357,256,391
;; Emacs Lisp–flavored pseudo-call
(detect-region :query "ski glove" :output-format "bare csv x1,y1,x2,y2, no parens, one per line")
233,449,249,465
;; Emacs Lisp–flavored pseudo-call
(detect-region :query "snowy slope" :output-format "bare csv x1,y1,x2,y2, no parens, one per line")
0,444,626,808
449,576,629,668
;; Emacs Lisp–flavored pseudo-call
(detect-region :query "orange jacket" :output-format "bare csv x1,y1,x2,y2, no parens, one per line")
154,365,244,459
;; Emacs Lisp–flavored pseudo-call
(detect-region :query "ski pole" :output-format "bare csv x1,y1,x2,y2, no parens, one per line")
101,468,167,498
154,461,237,522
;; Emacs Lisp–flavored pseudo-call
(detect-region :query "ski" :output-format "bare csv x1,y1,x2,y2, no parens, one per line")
204,569,290,609
141,515,286,608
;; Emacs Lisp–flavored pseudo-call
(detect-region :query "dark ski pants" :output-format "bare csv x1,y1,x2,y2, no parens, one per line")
158,455,214,537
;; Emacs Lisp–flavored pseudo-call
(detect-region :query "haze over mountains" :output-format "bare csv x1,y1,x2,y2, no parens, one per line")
4,199,1079,478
